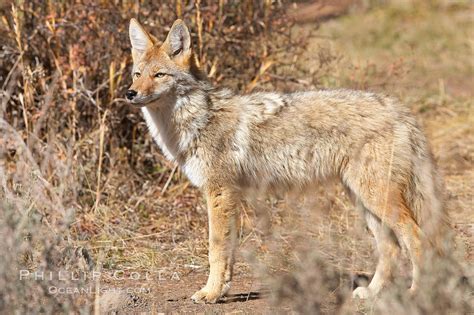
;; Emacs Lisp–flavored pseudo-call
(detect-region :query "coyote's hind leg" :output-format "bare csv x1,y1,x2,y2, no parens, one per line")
355,188,424,297
353,204,400,299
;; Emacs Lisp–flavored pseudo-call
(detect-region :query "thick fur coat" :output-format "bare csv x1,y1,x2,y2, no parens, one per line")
127,19,446,303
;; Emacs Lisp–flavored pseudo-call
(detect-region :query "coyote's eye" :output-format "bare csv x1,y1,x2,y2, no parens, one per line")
154,72,166,78
133,72,141,79
172,48,182,57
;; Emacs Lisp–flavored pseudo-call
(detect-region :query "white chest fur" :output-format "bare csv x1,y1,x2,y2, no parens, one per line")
141,106,206,187
141,106,176,161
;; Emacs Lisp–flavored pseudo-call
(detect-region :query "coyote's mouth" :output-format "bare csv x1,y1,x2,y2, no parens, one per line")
129,94,160,107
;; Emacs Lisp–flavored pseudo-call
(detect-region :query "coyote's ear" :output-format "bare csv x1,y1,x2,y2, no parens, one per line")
164,19,191,58
129,18,153,61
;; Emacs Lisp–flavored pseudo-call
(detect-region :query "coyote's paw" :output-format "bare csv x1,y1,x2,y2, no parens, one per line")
352,287,374,299
191,281,231,304
191,288,221,304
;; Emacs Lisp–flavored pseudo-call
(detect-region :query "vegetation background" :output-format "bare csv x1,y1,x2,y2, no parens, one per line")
0,0,472,313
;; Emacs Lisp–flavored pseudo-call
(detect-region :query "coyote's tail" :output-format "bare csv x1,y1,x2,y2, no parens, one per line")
404,127,450,252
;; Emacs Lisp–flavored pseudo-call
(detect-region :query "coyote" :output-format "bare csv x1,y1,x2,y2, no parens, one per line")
126,19,446,303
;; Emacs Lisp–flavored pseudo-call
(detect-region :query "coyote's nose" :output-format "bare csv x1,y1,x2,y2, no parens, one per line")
126,89,137,100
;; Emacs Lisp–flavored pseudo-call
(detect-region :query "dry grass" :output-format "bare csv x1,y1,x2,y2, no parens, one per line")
0,0,472,313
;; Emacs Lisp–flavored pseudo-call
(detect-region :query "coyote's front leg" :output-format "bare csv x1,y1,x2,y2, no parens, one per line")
191,185,239,304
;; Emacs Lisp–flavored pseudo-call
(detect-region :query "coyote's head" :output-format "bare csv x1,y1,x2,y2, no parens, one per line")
126,19,202,106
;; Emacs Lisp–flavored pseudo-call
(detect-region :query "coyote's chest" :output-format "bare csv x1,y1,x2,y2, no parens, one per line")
141,106,206,187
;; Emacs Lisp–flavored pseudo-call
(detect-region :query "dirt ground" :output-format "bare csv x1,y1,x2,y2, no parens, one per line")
97,272,274,314
96,268,373,313
93,3,473,314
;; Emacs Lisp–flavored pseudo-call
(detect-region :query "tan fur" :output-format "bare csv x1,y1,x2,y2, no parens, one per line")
127,19,447,303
